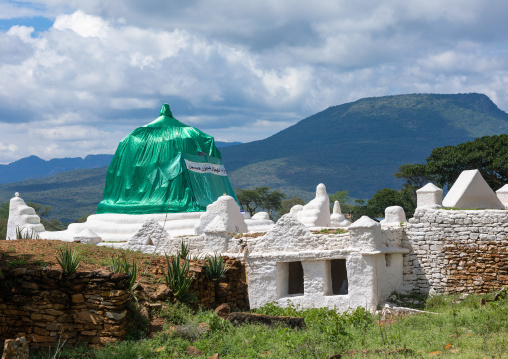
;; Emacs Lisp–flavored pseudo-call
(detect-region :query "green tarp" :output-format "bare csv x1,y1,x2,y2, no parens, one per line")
97,104,238,214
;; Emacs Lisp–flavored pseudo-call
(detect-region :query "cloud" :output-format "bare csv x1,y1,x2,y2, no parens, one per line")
1,1,508,164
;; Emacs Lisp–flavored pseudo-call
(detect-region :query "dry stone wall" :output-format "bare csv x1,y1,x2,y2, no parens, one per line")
0,268,130,348
403,208,508,294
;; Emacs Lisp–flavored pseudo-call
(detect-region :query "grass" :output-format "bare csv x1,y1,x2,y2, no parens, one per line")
32,290,508,358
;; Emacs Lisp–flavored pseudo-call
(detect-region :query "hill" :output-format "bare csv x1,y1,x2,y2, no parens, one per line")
0,142,242,185
221,93,508,198
0,167,107,223
2,93,508,222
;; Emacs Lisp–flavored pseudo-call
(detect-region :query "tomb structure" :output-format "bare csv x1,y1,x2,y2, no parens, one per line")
245,214,408,311
291,183,331,227
6,193,45,240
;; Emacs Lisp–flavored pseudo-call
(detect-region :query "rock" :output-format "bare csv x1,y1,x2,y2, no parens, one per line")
214,303,231,319
155,284,170,300
186,346,204,356
227,312,306,329
1,337,29,359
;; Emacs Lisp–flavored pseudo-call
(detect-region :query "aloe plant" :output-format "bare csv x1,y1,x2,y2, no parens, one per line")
56,247,80,275
15,226,40,240
205,253,230,282
164,254,196,303
110,254,138,293
179,239,190,260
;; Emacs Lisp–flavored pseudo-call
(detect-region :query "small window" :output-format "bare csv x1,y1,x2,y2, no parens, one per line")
287,261,304,295
330,259,348,295
385,254,392,267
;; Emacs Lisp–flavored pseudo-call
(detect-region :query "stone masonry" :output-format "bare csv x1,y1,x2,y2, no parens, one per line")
403,208,508,294
0,268,130,348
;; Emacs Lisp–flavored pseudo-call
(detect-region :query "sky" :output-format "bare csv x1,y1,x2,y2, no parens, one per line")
1,0,508,164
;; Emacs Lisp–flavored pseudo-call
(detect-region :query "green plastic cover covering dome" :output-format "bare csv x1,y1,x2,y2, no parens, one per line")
97,104,238,214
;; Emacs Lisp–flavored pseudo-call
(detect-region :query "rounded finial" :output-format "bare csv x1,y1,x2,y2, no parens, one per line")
15,192,19,197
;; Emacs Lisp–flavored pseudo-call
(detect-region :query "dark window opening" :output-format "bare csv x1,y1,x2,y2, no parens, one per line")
331,259,348,295
287,261,304,295
385,253,392,267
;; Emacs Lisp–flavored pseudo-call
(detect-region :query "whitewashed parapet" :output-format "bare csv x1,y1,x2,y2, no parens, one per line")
416,183,443,208
380,206,406,226
348,216,384,251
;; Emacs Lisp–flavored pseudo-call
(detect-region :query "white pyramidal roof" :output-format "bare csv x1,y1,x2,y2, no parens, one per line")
442,169,504,209
416,183,443,193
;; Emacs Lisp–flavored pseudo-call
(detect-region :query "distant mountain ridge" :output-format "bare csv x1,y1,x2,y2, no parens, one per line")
221,93,508,198
1,93,507,222
0,141,242,185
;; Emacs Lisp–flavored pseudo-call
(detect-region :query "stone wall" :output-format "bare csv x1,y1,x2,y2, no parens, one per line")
0,268,130,348
403,208,508,294
187,257,249,310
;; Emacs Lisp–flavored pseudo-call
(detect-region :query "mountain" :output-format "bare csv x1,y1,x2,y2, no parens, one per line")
221,93,508,198
1,93,508,222
0,142,242,185
0,154,113,185
0,167,107,223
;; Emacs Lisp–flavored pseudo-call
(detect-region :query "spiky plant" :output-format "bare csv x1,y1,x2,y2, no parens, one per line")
205,253,230,282
56,247,80,275
164,254,196,303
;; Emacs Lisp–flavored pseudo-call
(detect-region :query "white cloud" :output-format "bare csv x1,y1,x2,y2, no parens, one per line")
1,1,508,164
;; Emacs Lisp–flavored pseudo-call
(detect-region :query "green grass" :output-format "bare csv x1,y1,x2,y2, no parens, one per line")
37,291,508,358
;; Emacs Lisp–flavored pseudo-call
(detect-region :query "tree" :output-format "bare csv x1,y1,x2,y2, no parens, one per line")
0,202,8,240
403,135,508,191
278,196,306,217
235,187,285,218
329,190,350,208
394,164,437,188
25,202,65,231
362,187,417,219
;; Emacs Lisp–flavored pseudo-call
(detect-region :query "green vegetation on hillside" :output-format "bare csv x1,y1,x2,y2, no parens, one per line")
0,167,106,223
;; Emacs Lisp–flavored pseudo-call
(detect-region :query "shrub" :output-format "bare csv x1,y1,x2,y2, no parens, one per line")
56,247,80,275
164,254,196,303
204,253,229,282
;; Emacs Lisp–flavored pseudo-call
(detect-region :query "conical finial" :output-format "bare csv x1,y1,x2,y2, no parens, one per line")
15,192,19,197
160,104,173,117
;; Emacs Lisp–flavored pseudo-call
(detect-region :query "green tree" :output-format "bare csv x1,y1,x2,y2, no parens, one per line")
363,187,417,219
278,196,306,217
0,202,8,240
235,187,285,218
329,190,350,208
394,164,437,188
25,202,65,231
404,135,508,190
